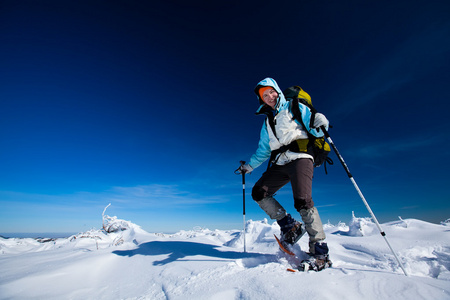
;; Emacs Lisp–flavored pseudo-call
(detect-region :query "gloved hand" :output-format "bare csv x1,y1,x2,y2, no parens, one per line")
236,164,253,174
313,113,329,128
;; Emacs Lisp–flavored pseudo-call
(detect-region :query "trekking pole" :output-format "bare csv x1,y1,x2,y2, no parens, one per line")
240,161,247,253
320,126,408,276
235,161,247,253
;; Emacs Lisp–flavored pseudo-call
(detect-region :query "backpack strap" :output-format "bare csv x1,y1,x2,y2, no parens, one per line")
264,104,309,171
265,112,278,171
262,107,300,170
289,96,317,132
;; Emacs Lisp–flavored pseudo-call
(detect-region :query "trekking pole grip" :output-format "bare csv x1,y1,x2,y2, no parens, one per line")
240,161,246,183
320,126,352,178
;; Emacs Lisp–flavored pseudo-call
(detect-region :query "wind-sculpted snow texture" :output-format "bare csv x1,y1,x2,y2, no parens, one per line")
1,215,449,299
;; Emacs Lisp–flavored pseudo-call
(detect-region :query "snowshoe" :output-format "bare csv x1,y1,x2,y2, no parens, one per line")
274,234,295,256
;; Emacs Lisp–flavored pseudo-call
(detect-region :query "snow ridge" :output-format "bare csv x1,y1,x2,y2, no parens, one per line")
1,213,449,300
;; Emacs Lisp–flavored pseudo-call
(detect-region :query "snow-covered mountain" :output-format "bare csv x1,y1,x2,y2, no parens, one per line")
1,213,449,299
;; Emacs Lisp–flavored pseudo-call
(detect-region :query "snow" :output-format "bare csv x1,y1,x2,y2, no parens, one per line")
1,213,449,300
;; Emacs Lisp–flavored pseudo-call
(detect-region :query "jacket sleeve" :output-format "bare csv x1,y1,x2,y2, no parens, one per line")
248,121,272,169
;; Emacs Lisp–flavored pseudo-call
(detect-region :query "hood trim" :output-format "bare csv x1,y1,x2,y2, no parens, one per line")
254,77,285,114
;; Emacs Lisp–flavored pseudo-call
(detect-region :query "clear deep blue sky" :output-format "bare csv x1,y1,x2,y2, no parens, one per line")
1,1,449,234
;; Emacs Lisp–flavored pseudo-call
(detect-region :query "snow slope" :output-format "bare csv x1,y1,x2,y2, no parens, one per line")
1,213,449,300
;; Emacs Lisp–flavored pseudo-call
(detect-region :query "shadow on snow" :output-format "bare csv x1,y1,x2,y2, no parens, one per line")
112,241,276,266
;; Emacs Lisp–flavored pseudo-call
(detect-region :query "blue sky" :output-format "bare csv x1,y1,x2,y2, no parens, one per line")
1,1,450,235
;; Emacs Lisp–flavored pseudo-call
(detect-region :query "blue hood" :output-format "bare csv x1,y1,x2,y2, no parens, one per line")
254,77,287,114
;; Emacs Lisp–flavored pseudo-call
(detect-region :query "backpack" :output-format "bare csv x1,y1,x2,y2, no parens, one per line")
283,86,333,173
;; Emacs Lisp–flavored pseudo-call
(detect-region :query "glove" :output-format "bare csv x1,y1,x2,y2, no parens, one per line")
237,164,253,174
313,113,329,128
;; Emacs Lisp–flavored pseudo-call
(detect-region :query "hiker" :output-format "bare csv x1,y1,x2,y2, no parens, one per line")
237,77,331,270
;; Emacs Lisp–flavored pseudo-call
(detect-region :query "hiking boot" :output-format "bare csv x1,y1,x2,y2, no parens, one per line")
277,214,305,245
300,242,331,271
314,251,332,270
281,221,305,245
299,254,332,272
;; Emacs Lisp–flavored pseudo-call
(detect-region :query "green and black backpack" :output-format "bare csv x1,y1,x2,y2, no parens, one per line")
283,86,333,173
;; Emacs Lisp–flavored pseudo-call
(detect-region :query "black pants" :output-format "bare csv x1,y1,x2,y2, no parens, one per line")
252,158,314,212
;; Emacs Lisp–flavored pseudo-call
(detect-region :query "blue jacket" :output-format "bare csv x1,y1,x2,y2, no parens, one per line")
248,78,327,169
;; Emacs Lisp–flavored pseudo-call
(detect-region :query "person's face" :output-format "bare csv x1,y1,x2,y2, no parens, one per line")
262,88,278,109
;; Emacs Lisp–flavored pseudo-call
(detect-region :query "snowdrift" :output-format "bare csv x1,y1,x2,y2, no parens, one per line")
1,212,449,300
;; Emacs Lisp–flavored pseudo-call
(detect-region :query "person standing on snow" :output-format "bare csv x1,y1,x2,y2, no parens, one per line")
237,77,331,270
